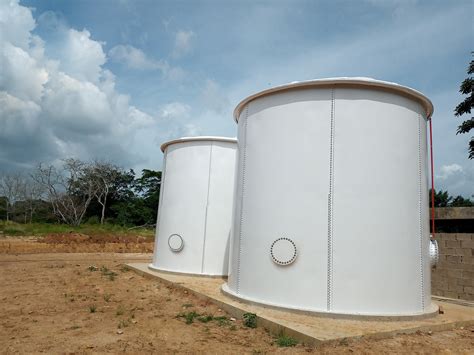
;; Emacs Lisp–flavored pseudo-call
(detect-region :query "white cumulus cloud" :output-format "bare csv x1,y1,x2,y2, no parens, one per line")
172,30,195,58
0,0,157,171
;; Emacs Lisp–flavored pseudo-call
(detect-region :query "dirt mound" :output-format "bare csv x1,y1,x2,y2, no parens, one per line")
41,232,151,245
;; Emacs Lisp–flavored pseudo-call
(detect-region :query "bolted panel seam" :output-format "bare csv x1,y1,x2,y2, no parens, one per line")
201,143,214,273
236,104,249,294
327,88,336,311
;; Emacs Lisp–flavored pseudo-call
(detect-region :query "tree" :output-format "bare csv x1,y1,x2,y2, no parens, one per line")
88,161,124,224
454,55,474,159
0,173,24,221
33,159,98,226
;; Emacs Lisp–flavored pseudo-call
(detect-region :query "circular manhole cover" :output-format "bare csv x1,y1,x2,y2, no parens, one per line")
270,237,297,265
168,234,184,252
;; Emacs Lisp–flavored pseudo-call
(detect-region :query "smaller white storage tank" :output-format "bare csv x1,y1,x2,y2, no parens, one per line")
149,136,237,276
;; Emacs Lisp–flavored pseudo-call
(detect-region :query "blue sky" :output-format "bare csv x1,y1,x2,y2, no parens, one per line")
1,0,473,196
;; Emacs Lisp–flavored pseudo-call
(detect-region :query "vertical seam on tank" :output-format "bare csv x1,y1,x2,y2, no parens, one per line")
418,114,425,311
236,104,249,294
327,88,335,311
201,142,213,273
156,150,167,237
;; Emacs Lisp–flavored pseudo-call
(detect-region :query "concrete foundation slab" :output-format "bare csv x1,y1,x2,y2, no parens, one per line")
127,263,474,346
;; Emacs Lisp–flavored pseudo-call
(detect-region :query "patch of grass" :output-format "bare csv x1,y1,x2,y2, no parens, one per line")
100,266,118,281
88,305,97,313
243,312,257,328
276,334,298,347
176,311,200,324
0,221,155,238
103,293,112,302
116,305,125,316
197,315,213,323
118,319,130,329
213,316,230,326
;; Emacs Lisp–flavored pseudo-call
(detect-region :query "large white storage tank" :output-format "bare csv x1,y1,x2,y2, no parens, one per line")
150,136,237,276
223,77,437,317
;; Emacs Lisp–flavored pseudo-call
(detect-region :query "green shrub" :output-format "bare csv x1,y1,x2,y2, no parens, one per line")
276,334,298,347
243,312,257,328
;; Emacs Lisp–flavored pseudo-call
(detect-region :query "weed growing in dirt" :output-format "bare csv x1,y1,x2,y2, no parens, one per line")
214,316,230,326
116,305,125,316
118,319,130,329
103,294,112,302
100,266,118,281
197,315,213,323
182,303,194,308
120,265,130,272
276,334,298,347
89,305,97,313
243,312,257,328
88,265,98,272
176,311,199,324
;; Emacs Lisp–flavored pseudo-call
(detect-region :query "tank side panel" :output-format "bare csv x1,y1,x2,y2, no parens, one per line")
153,142,210,274
203,142,237,275
152,151,167,266
237,88,331,310
420,116,432,309
227,110,247,291
331,88,424,315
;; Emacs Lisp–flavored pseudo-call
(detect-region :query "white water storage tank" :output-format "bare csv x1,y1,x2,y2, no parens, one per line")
149,136,237,276
223,78,437,317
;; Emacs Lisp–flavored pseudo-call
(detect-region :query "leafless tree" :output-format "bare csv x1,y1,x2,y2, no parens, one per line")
89,161,122,225
0,173,24,221
33,159,98,226
20,176,46,223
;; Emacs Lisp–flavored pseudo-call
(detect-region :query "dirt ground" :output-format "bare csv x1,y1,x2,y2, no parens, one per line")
0,246,473,353
0,235,153,254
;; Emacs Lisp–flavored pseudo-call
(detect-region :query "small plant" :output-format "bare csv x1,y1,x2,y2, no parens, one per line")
88,305,97,313
103,293,112,302
120,265,130,272
88,265,98,272
177,311,200,324
118,319,130,329
243,312,257,328
116,305,125,316
214,316,229,326
230,325,237,331
276,334,298,347
182,303,194,309
197,315,213,323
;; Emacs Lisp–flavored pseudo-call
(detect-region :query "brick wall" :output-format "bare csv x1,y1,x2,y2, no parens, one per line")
431,233,474,301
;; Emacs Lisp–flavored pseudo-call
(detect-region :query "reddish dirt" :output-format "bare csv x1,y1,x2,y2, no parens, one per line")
0,234,153,254
0,252,473,354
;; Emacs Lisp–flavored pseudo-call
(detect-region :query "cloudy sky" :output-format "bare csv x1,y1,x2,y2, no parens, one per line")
0,0,472,197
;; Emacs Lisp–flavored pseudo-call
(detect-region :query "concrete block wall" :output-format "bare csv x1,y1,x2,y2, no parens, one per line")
431,233,474,301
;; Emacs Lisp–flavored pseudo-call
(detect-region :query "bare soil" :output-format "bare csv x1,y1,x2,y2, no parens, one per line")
0,234,153,254
0,246,473,353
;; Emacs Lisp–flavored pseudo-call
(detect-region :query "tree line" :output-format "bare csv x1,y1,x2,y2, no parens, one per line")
0,159,161,226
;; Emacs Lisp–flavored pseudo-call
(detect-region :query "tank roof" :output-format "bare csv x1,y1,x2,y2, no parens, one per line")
233,77,434,122
160,136,237,152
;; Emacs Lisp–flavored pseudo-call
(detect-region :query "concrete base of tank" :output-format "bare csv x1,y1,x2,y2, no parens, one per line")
147,263,226,278
127,263,474,346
